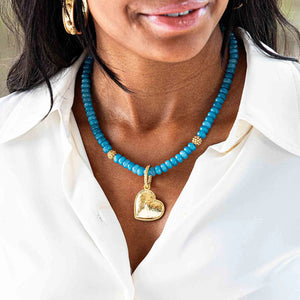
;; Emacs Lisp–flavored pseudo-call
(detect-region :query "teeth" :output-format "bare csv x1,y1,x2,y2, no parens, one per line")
179,10,191,16
164,10,193,17
166,13,180,17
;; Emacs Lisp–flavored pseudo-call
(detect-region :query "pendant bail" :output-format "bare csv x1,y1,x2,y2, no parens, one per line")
144,165,152,190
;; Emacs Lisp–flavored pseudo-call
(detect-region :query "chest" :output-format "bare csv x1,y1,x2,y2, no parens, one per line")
76,127,201,273
71,111,240,274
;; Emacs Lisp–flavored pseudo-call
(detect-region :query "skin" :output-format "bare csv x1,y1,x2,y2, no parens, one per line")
72,0,247,274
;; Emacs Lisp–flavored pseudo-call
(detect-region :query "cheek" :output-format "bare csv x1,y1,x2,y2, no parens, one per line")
212,0,229,20
87,0,130,37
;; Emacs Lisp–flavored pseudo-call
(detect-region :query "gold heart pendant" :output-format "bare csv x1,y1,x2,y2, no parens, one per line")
134,189,165,221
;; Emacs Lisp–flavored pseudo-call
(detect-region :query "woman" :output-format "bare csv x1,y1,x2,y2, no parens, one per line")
0,0,300,299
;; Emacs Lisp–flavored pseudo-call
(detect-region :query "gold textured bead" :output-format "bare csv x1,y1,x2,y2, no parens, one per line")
107,150,117,160
192,136,202,146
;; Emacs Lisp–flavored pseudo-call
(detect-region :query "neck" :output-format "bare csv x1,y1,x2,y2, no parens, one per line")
88,26,228,132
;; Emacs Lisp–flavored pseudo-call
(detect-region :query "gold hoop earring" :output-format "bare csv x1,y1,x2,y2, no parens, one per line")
62,0,89,35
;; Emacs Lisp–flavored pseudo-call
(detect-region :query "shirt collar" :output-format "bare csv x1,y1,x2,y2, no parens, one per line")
0,29,299,156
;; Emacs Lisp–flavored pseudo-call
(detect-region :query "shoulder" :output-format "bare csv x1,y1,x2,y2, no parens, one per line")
233,28,300,156
0,50,88,144
239,24,300,83
0,86,52,144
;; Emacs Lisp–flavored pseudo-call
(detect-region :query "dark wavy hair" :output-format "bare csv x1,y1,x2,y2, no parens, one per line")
1,0,300,120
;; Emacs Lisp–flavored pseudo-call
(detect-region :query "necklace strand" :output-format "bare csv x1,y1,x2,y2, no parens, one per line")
80,32,239,178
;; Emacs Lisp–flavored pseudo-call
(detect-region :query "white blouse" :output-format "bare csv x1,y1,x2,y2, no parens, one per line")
0,28,300,300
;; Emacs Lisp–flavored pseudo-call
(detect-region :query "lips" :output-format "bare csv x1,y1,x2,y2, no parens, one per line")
141,0,209,16
139,1,209,34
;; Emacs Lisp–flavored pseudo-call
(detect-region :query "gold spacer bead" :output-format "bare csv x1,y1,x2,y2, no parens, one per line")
107,150,117,160
192,136,202,146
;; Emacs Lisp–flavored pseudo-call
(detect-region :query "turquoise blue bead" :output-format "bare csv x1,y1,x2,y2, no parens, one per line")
175,154,183,163
137,167,145,176
123,159,130,168
226,68,236,74
223,78,232,84
128,162,135,171
88,114,96,121
160,163,168,173
81,89,90,94
86,111,95,117
211,107,220,114
81,86,90,91
94,132,104,140
83,69,91,74
85,107,93,112
83,101,92,107
81,88,90,94
213,102,222,109
220,88,228,95
165,160,173,169
170,157,178,166
205,116,214,123
229,58,238,64
92,128,101,134
83,98,92,104
225,73,234,79
184,146,192,155
180,150,188,159
188,143,196,151
100,140,109,147
114,154,121,163
132,164,140,174
97,137,106,144
200,126,208,133
230,48,239,54
197,131,206,139
231,54,239,59
118,156,126,165
88,117,97,124
219,92,227,99
155,165,162,175
215,97,224,104
227,63,237,70
82,79,90,84
89,120,98,126
103,146,112,153
83,62,92,67
221,83,231,89
202,121,212,129
217,93,226,100
149,167,156,176
84,102,93,109
208,112,217,119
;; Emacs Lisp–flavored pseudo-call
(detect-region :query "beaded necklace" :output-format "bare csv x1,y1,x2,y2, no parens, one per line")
81,32,239,222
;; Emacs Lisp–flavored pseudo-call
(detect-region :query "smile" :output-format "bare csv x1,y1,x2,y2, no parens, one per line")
140,5,208,34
